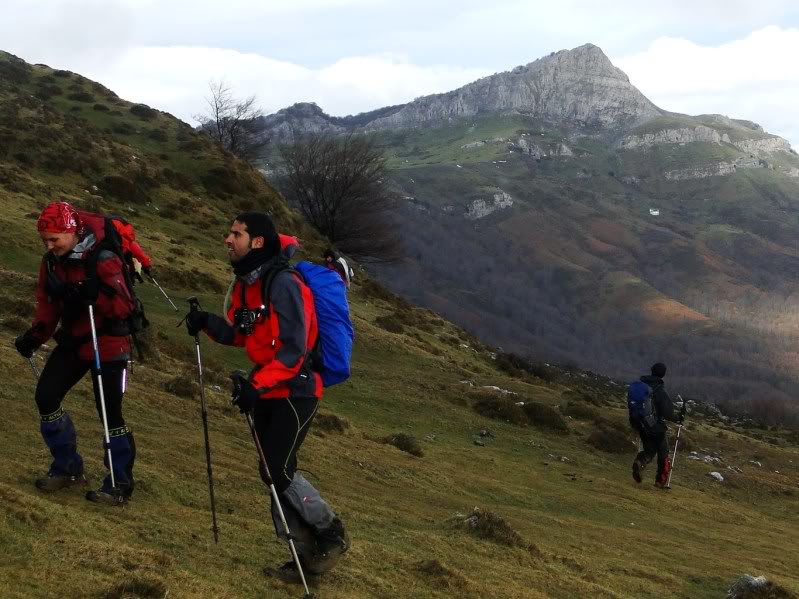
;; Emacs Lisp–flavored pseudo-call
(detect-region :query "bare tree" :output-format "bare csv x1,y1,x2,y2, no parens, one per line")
279,132,402,263
195,80,267,162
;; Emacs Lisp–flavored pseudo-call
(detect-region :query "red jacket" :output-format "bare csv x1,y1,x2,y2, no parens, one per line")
31,214,135,362
206,262,323,399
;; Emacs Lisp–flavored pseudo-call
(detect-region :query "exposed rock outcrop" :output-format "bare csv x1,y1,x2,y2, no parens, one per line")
664,157,764,180
619,126,731,149
465,191,514,220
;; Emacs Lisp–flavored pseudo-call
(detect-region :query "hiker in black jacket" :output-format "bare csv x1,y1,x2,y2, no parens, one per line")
632,362,677,488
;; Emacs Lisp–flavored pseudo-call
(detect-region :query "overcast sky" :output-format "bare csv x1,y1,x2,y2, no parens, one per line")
2,0,798,147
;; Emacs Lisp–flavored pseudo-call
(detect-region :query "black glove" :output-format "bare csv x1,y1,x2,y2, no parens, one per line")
230,374,260,414
14,330,41,359
142,266,152,277
185,310,209,336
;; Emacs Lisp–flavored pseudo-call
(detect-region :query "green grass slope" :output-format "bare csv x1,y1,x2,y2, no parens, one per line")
1,51,799,599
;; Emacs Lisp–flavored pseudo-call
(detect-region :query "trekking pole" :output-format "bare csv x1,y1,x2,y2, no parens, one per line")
231,372,314,599
149,274,178,311
666,395,688,489
88,304,122,503
28,356,40,379
186,297,220,543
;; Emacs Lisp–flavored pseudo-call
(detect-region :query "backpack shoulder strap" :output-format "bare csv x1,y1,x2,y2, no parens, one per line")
260,262,300,317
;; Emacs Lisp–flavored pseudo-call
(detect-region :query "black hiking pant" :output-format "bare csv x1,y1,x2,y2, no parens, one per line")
36,345,129,429
35,344,135,493
254,396,319,493
635,427,669,484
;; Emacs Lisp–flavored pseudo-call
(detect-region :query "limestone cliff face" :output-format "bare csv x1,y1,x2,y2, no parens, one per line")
619,126,731,149
363,44,661,131
619,126,792,157
664,156,764,180
732,137,792,155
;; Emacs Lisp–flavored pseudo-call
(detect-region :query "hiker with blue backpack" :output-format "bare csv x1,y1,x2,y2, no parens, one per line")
628,362,678,488
184,212,352,586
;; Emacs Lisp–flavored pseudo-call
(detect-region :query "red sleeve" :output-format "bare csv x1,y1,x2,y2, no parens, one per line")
129,241,152,268
95,253,135,320
31,259,61,343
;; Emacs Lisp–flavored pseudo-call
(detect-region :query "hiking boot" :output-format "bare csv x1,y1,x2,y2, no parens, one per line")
34,472,86,492
307,519,350,574
263,560,320,588
632,460,642,484
653,480,670,490
85,487,127,505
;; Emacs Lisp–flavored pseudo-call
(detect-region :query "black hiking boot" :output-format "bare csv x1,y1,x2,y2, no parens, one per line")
34,472,87,492
632,460,642,484
307,518,350,574
85,487,128,505
263,560,320,588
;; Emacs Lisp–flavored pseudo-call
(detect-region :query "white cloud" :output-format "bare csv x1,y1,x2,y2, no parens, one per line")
615,26,799,148
77,47,490,124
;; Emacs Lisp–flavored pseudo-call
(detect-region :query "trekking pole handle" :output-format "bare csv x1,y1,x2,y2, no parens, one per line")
188,296,202,314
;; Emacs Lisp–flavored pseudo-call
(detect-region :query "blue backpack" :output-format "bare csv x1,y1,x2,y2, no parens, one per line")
627,381,657,428
265,261,354,387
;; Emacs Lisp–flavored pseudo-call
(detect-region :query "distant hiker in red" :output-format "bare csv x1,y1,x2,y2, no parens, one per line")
323,249,352,289
184,213,349,583
112,217,152,282
629,362,677,488
13,201,139,504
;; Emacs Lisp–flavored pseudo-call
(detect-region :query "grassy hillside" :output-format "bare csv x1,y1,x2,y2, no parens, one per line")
2,51,799,599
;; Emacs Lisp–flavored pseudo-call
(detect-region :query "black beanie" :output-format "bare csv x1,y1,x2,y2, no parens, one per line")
235,212,280,257
651,362,667,378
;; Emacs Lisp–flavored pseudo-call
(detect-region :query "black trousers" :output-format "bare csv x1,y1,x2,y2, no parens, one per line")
635,427,669,483
254,397,318,493
35,344,128,430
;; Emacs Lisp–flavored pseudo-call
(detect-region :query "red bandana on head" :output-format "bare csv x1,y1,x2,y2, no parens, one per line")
37,201,79,234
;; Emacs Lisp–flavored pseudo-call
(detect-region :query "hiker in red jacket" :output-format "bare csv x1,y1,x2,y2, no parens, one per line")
13,201,138,504
184,212,349,583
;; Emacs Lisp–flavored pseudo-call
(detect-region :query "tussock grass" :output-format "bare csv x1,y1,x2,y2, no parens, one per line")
380,433,424,457
449,508,541,555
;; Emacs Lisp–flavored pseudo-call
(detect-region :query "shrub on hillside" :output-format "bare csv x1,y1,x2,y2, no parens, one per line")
163,372,197,399
98,175,140,203
315,413,350,434
34,84,61,100
586,418,635,453
130,103,157,119
471,393,527,426
0,57,32,84
560,399,599,421
375,314,404,334
148,128,168,142
523,401,569,432
67,91,94,103
382,433,423,457
93,103,109,112
111,123,136,135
